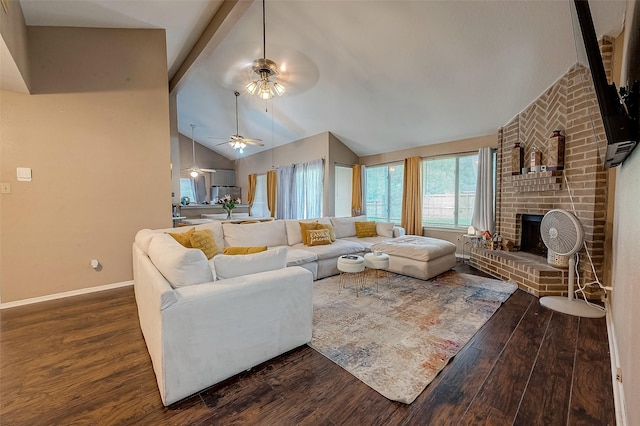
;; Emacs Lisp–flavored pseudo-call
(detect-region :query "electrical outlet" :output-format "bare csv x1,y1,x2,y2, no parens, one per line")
0,183,10,194
616,368,622,382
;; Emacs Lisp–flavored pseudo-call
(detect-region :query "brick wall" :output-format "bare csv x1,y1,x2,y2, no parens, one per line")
471,39,612,298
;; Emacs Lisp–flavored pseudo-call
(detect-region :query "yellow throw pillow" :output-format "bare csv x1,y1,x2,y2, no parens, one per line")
222,246,268,255
355,221,377,238
167,227,195,248
316,223,336,242
190,229,218,259
299,221,319,245
307,229,332,246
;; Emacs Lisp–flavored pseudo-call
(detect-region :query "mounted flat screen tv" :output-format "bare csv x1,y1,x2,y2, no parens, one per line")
571,0,638,168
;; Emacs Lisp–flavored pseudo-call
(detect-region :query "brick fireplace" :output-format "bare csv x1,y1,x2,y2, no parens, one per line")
469,39,613,299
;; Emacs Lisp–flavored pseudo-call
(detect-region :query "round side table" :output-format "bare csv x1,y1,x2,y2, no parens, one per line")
364,252,391,292
337,255,365,297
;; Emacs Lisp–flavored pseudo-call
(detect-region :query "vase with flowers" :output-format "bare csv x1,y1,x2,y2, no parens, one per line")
217,194,241,219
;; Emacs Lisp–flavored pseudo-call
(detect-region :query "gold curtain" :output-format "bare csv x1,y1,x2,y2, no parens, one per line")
246,174,257,216
266,170,277,218
351,164,362,216
401,156,423,235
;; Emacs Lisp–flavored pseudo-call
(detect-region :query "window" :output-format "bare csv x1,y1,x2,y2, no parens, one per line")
251,174,268,217
422,153,478,228
364,163,404,223
180,178,195,202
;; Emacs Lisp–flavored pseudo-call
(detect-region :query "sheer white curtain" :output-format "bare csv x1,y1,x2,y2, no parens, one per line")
276,159,324,219
471,147,495,234
276,165,296,219
298,159,324,218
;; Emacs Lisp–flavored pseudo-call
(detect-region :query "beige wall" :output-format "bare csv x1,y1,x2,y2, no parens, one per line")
0,0,30,91
610,2,639,423
359,134,497,166
0,26,170,303
327,132,359,216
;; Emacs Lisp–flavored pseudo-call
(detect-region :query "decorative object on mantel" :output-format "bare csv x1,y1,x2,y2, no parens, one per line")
180,196,190,206
547,130,566,171
530,145,542,172
511,141,523,175
216,194,241,218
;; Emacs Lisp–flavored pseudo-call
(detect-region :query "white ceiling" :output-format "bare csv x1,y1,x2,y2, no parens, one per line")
18,0,627,160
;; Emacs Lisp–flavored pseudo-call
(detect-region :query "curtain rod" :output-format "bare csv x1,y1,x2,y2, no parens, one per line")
362,148,494,168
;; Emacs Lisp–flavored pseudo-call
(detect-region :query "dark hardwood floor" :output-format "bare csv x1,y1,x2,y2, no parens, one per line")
0,261,615,425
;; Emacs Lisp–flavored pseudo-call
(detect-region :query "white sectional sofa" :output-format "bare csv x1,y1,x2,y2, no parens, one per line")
132,215,435,405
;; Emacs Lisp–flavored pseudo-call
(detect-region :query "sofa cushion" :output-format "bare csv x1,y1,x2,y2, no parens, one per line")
214,246,288,280
194,221,225,254
285,247,318,266
190,229,218,259
308,229,332,246
223,220,288,247
291,239,362,260
330,215,367,239
316,223,336,241
167,227,195,248
299,221,318,245
376,222,395,238
355,221,377,238
222,246,268,255
148,234,214,288
342,235,394,251
284,217,331,246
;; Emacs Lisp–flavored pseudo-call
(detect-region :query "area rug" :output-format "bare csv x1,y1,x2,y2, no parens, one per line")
309,271,517,404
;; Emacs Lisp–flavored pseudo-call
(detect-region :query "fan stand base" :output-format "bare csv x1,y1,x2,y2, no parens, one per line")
540,296,605,318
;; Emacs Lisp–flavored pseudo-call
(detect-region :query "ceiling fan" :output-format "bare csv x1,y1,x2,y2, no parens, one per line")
183,124,216,177
211,91,263,154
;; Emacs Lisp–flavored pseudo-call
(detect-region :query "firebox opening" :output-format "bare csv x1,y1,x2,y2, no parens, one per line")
520,214,547,257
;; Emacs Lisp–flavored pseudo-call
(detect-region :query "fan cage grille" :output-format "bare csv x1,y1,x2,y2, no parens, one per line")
540,210,583,256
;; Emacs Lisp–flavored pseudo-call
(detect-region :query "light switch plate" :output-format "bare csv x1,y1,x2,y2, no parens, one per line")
0,183,10,194
17,167,32,181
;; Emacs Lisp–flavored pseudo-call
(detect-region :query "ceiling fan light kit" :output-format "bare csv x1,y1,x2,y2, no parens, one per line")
213,91,263,154
245,0,285,100
184,124,216,176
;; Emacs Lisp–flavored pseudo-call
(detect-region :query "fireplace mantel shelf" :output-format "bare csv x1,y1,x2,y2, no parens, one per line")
509,170,563,192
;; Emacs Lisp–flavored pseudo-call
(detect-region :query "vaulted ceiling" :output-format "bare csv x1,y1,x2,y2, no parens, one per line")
19,0,627,159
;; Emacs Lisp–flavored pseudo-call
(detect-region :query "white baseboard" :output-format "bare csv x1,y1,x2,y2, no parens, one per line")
0,280,134,310
605,297,627,426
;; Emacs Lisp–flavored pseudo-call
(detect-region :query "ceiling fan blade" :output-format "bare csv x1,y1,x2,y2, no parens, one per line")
215,140,234,146
199,168,217,173
243,140,264,146
242,138,263,143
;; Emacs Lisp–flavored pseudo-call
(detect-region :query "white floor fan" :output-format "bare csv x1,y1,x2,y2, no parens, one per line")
539,209,605,318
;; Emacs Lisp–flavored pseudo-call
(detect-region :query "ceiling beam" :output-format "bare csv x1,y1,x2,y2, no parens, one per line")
169,0,252,93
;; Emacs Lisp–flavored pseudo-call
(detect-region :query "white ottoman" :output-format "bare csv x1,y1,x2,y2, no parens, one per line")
337,255,365,297
364,252,391,292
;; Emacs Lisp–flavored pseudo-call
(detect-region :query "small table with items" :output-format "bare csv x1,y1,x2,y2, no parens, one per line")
337,255,366,297
462,234,483,263
364,252,391,292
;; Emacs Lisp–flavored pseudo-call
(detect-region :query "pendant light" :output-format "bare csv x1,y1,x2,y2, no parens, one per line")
246,0,285,100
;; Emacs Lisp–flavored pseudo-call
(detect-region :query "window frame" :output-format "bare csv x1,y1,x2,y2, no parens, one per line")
363,162,404,223
421,152,481,230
